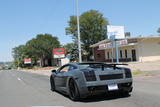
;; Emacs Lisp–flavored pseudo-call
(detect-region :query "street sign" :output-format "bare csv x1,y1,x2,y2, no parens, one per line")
107,25,125,64
24,58,31,64
107,25,125,40
53,48,65,58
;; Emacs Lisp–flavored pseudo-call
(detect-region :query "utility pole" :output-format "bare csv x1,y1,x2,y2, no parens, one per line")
115,39,119,64
76,0,82,63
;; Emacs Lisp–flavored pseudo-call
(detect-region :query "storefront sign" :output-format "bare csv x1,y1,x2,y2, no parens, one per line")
24,58,31,64
53,48,65,58
99,40,128,50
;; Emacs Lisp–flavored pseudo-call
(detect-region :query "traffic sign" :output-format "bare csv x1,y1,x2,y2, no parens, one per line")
107,25,125,40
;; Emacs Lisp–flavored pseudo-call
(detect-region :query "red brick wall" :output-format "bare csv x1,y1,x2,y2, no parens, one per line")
93,46,106,62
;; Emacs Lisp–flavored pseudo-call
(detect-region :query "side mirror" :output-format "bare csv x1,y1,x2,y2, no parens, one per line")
51,69,56,73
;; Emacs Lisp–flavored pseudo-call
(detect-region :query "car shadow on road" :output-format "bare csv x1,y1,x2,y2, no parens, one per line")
80,93,130,102
53,90,130,102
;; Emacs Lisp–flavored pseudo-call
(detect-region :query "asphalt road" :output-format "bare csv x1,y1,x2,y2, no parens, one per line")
0,70,160,107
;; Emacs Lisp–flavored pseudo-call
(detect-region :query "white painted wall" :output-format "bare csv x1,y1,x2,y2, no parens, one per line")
138,38,160,62
61,58,70,66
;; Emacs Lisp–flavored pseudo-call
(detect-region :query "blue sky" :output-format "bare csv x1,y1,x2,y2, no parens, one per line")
0,0,160,61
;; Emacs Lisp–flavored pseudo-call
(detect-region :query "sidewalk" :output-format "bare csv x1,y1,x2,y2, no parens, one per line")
19,67,57,76
127,61,160,72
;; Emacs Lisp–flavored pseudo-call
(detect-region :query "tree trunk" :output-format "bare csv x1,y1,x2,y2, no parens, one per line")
40,57,45,67
48,58,52,66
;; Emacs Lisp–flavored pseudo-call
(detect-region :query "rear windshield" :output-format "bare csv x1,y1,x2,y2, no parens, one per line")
78,63,111,69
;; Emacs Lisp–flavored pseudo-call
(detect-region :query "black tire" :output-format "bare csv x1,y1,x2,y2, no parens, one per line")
68,79,80,101
50,76,55,91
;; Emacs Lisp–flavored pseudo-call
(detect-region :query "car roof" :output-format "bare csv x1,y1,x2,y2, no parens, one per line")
69,62,104,66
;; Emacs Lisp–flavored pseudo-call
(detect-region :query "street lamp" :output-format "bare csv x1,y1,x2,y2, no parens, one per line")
76,0,82,63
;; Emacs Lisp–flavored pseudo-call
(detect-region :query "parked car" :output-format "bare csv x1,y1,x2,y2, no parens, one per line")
50,62,133,101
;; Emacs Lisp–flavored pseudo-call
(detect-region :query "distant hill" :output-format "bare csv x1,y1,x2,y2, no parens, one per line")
0,62,4,66
0,62,12,66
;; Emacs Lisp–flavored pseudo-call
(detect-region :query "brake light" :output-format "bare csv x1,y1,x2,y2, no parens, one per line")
83,70,97,81
124,68,132,78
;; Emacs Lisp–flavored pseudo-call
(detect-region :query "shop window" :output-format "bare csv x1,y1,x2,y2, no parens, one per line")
97,53,101,58
120,50,122,58
111,52,112,58
107,52,109,59
125,50,128,58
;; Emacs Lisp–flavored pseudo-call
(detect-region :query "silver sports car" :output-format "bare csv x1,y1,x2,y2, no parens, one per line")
50,62,133,101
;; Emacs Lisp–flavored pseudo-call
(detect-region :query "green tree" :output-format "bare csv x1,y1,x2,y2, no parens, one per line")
12,45,27,67
157,28,160,36
125,32,131,37
63,43,78,61
25,34,61,66
66,10,109,61
63,43,74,56
13,34,61,67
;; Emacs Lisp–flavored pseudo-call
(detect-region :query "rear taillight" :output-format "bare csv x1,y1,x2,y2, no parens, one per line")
124,68,132,78
83,70,97,81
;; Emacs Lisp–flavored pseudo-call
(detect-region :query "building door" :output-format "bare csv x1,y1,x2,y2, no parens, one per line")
132,49,137,61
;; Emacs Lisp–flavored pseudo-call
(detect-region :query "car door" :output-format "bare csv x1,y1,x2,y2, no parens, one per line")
62,65,77,87
54,65,70,91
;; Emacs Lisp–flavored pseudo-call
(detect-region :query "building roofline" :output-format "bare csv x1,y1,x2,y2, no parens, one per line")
90,36,160,48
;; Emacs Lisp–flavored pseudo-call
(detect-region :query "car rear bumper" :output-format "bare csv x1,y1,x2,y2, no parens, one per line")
88,82,132,91
79,81,133,98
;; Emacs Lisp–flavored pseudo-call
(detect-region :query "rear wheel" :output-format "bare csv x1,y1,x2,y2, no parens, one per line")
50,76,55,91
68,79,80,101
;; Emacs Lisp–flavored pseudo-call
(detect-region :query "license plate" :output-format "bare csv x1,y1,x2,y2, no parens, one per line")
108,84,118,91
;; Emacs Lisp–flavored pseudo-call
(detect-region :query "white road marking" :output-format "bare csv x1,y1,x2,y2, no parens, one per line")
17,77,21,81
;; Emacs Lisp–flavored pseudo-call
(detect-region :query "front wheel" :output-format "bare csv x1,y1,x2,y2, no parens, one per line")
50,76,55,91
68,79,80,101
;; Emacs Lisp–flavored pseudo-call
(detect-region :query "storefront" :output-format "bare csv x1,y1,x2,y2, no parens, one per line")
90,37,160,62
